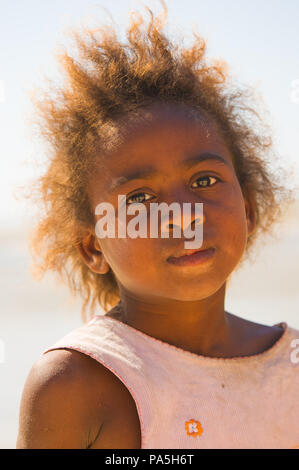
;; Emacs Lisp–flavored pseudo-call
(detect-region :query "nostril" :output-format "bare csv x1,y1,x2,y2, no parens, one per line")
192,217,203,227
168,223,183,231
162,222,181,235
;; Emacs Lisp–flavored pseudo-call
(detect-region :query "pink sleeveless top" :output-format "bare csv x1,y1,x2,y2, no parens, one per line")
43,315,299,449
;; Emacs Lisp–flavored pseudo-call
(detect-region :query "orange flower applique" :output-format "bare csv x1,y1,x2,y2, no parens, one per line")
185,419,203,437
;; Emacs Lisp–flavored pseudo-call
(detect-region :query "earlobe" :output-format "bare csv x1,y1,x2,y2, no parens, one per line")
77,232,110,274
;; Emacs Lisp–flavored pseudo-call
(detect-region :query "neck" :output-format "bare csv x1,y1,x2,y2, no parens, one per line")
116,282,234,357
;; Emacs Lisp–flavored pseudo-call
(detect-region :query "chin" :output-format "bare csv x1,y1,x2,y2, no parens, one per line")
163,283,221,302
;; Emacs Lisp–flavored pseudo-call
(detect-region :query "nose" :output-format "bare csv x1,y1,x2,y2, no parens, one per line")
160,204,205,235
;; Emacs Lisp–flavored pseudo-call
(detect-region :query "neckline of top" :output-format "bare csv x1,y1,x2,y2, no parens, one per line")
93,314,289,364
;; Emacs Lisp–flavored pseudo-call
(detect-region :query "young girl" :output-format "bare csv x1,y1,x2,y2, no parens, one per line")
17,2,299,449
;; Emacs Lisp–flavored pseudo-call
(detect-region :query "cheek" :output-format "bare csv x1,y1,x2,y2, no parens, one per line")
215,188,248,260
100,236,160,292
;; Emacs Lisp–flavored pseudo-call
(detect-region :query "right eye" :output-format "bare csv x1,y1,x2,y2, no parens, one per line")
126,192,154,205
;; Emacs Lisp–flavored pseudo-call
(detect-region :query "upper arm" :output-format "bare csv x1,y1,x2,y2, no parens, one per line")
16,349,110,449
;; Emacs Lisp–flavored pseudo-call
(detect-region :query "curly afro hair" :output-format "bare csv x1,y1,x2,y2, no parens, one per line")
24,0,293,320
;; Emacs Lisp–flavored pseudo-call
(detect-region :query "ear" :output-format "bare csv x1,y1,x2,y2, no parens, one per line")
244,190,256,237
77,231,110,274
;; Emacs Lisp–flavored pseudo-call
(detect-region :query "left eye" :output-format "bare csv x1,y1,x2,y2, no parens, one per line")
191,176,219,188
126,193,153,205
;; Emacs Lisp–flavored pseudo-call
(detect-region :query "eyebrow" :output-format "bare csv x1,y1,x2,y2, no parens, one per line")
109,152,230,192
181,152,230,169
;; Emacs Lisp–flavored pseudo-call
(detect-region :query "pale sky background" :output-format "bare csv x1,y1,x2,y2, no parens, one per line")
0,0,299,230
0,0,299,448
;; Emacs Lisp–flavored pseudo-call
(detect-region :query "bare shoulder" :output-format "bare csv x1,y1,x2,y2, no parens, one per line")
17,348,141,449
226,312,285,355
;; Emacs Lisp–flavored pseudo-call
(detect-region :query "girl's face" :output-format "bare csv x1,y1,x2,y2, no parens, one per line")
86,103,255,301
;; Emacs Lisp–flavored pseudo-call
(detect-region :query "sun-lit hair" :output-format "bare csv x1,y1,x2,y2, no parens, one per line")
25,0,292,320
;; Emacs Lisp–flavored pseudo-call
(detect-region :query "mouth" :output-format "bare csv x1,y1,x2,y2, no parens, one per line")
166,247,215,267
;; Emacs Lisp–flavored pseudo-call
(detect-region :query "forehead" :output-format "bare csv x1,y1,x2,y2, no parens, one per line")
90,103,233,197
113,103,226,155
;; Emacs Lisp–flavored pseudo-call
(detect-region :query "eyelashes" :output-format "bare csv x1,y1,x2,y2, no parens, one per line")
126,193,154,205
126,175,221,205
190,175,219,189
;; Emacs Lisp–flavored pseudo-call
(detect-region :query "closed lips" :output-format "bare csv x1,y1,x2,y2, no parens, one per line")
168,247,212,260
166,248,215,266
